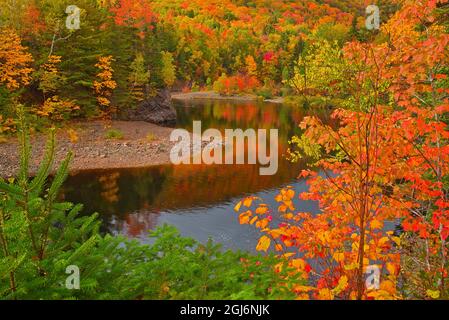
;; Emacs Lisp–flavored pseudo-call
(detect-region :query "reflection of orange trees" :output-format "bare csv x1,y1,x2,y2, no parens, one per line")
104,161,302,238
184,101,306,140
220,104,263,125
122,211,159,238
99,172,121,204
177,100,314,136
150,162,300,210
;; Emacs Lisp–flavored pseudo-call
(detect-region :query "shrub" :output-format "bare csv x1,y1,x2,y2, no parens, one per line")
105,128,124,140
0,115,16,138
33,96,80,121
146,132,155,142
213,74,260,96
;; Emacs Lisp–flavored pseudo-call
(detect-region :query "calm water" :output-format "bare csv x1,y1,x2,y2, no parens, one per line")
61,100,330,251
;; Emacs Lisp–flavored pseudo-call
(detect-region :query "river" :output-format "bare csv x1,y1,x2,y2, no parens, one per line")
60,99,330,252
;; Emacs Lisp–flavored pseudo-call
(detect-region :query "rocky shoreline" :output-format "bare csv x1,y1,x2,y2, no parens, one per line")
0,120,176,178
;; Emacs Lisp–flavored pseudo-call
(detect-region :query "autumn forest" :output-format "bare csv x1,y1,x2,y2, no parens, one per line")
1,0,449,303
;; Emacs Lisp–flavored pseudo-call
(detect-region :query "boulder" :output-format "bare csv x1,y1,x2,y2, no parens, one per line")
121,89,177,127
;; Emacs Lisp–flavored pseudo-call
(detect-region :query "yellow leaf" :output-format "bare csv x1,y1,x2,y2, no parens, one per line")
67,128,78,143
386,262,396,275
367,289,395,300
285,200,295,211
294,285,315,292
291,258,306,270
283,213,294,220
269,229,281,239
255,218,269,229
344,263,358,271
318,231,330,243
378,237,390,247
243,197,253,208
278,204,287,213
256,205,268,215
333,252,345,263
363,257,370,266
234,201,242,212
274,262,283,273
332,275,348,295
295,293,310,300
370,219,383,230
317,288,334,300
239,211,252,224
426,289,440,299
380,280,396,294
392,236,401,246
256,236,271,252
249,216,258,225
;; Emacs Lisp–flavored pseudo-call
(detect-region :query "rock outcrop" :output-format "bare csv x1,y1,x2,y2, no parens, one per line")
120,89,177,127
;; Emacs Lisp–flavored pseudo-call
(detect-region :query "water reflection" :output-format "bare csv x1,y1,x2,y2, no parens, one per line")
61,100,330,251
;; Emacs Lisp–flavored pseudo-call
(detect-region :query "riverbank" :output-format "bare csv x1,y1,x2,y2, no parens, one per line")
0,120,176,178
171,90,285,104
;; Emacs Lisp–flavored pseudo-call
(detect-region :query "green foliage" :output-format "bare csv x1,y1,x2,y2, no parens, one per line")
135,226,301,300
128,52,151,103
104,128,124,140
43,0,113,116
0,106,86,299
160,51,176,88
37,56,65,97
0,87,15,118
286,40,345,98
312,23,350,46
255,86,274,100
287,134,322,163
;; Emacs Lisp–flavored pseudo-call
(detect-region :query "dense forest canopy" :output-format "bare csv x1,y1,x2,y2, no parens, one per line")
0,0,399,122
